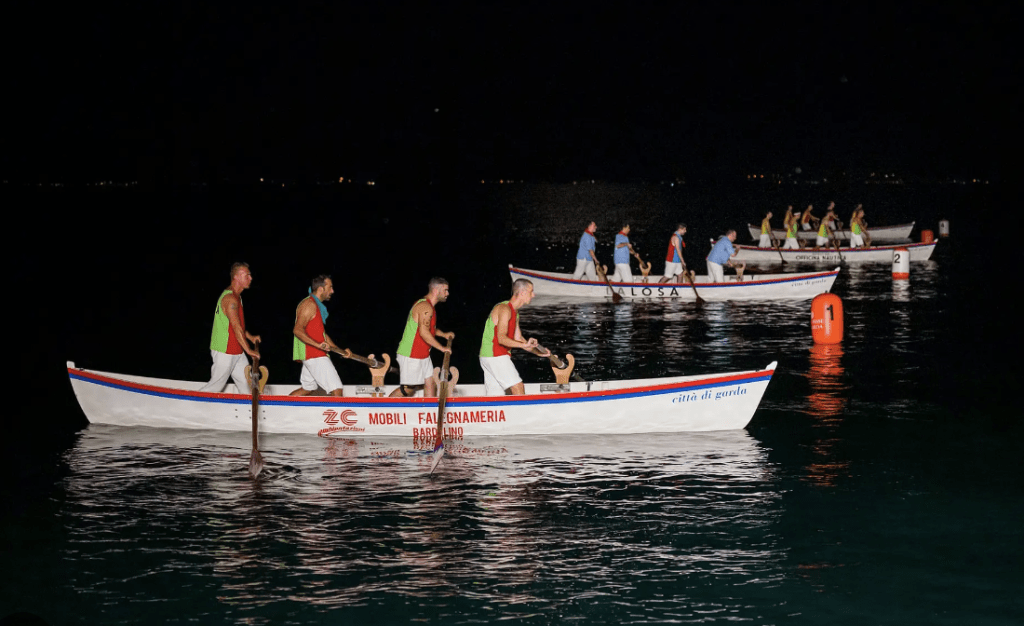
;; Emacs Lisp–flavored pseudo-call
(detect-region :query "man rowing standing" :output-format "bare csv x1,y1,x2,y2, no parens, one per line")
800,204,818,232
815,205,839,248
758,211,775,248
479,279,550,396
783,207,801,249
200,262,261,393
610,223,634,283
572,221,599,281
658,223,689,283
390,277,454,398
849,205,869,247
290,275,344,397
706,230,741,283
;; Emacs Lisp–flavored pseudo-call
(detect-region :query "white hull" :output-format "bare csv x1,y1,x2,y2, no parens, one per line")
747,222,915,242
511,266,839,301
67,361,777,439
732,241,937,264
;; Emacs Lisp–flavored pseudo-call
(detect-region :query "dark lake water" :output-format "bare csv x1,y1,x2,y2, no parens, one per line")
4,181,1022,624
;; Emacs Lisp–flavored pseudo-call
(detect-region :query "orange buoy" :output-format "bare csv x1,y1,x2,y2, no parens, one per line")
921,229,935,243
811,293,844,344
892,247,910,280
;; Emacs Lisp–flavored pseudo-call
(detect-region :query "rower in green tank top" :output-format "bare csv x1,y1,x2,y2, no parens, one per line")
478,279,550,396
199,262,261,393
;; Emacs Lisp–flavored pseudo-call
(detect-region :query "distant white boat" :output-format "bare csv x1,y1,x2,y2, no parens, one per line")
510,266,839,301
747,221,915,243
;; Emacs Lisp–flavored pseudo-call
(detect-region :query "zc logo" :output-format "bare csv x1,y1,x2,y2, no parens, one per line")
323,409,357,426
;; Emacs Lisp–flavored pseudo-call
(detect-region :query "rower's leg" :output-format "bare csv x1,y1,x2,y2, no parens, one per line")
505,382,526,395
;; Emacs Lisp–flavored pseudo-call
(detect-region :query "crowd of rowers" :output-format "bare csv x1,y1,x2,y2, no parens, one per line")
758,201,871,249
572,201,870,284
198,263,550,399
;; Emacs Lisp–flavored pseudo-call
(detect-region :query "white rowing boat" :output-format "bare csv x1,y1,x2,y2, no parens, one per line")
747,222,915,243
510,265,839,301
66,360,777,438
731,241,937,264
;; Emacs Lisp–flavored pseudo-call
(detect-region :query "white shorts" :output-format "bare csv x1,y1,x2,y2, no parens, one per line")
758,234,771,248
849,233,864,247
610,263,632,283
479,355,522,396
816,235,830,247
783,237,799,249
802,222,812,231
299,356,343,392
572,259,597,281
663,261,684,278
199,350,248,393
397,354,434,385
707,261,725,283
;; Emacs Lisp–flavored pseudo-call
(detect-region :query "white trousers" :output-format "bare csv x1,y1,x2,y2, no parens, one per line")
397,354,434,386
299,356,343,392
200,350,248,393
849,233,865,247
480,355,522,396
707,261,725,283
758,234,772,248
610,263,632,282
783,237,799,249
663,261,684,278
573,259,597,281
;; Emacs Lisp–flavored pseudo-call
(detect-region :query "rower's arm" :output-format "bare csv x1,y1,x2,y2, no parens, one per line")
494,306,535,351
323,332,340,351
416,306,448,352
292,300,327,349
224,294,256,357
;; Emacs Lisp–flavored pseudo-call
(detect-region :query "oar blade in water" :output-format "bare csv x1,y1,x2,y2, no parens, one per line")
249,449,264,478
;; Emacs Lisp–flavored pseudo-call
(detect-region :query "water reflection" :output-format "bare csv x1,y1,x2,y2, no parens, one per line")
803,343,850,487
56,424,785,620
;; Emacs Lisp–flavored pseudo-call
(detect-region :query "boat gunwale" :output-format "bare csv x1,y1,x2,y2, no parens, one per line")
68,365,776,409
733,241,937,254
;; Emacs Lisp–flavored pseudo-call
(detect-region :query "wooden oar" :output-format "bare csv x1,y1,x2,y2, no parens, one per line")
769,232,788,265
684,270,706,305
631,251,652,282
531,345,586,383
428,337,453,475
247,339,264,478
596,264,623,303
830,229,846,263
329,347,398,374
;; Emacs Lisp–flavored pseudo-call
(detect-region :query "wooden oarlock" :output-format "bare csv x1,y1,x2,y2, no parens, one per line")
244,365,269,395
551,353,575,385
639,259,652,282
431,366,459,393
368,353,391,397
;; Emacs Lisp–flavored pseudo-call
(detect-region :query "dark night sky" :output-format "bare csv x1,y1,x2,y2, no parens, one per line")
3,1,1016,183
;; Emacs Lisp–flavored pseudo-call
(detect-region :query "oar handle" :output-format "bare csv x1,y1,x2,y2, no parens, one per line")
251,338,261,371
331,347,387,370
532,344,567,370
439,337,453,382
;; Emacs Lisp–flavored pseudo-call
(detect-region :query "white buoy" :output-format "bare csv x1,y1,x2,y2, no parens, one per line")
939,220,950,237
892,247,910,280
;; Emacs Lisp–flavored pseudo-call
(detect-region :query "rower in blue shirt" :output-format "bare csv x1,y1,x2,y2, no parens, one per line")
706,229,742,283
572,221,599,281
609,224,634,283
